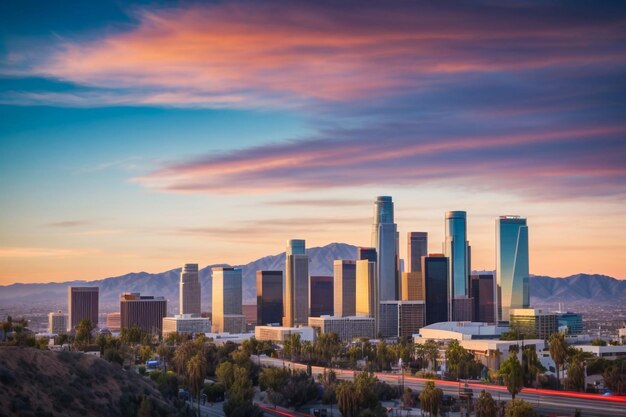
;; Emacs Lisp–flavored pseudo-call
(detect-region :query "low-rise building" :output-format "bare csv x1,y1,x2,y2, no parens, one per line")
378,301,425,338
106,312,121,332
556,312,583,335
577,344,626,360
416,321,505,341
308,315,375,342
255,326,315,343
48,311,67,335
162,314,212,338
509,308,557,339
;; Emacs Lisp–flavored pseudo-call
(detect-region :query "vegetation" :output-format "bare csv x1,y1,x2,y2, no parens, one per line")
445,339,483,379
498,353,523,399
504,398,535,417
475,390,497,417
419,380,443,417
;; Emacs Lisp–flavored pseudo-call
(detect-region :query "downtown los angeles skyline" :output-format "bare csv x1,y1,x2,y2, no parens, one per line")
1,1,626,284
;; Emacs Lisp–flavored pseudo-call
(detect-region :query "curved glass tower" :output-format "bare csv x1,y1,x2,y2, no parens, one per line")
284,239,309,327
445,211,470,320
371,196,399,301
496,216,529,322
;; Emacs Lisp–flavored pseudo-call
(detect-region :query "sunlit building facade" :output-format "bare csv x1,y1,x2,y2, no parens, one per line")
212,267,245,333
471,273,496,324
371,196,399,301
496,216,529,322
68,286,99,331
179,263,201,316
334,260,356,317
120,293,167,336
355,259,378,323
407,232,428,274
310,275,334,317
48,311,67,335
401,272,423,301
444,211,470,321
283,239,309,327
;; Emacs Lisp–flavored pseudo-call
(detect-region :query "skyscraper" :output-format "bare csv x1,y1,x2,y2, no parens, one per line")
357,247,377,263
120,293,167,335
310,275,334,317
180,263,201,316
371,196,399,301
407,232,428,274
496,216,529,322
333,260,357,317
68,286,99,330
284,239,309,327
355,259,377,320
444,211,471,321
256,270,283,325
423,254,449,325
471,273,496,323
401,272,423,301
212,267,245,333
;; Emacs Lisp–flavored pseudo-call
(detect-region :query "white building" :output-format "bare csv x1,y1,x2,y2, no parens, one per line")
577,344,626,360
48,311,68,335
416,321,506,341
162,314,211,338
308,315,375,342
255,326,315,343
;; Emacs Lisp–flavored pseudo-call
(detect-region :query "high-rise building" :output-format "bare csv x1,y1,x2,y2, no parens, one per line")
445,211,471,321
423,254,449,325
471,273,496,324
106,312,121,332
407,232,428,274
283,239,309,327
48,311,67,335
358,247,377,263
256,270,283,325
310,275,334,317
510,308,557,339
355,259,377,320
401,272,423,301
334,260,357,317
496,216,529,322
180,263,201,316
212,267,245,333
371,196,399,301
379,301,425,338
68,287,99,330
120,293,167,336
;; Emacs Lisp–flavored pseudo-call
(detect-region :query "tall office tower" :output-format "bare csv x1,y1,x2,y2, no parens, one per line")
212,267,245,333
310,276,334,317
333,260,357,317
120,293,167,335
401,272,423,301
379,301,425,338
48,311,67,335
471,273,496,323
256,270,283,325
179,263,201,316
371,196,399,301
283,239,309,327
496,216,529,322
356,259,378,318
407,232,428,273
422,254,449,325
68,287,99,330
357,247,377,263
444,211,471,321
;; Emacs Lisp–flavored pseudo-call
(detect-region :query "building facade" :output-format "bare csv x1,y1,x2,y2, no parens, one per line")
423,254,449,325
401,271,423,301
510,308,557,339
255,326,315,343
310,275,334,317
256,270,283,325
48,311,68,335
106,312,121,331
556,312,583,335
68,286,99,330
212,267,245,333
162,314,211,337
355,259,378,323
284,239,309,327
496,216,529,322
444,211,470,321
379,301,425,338
471,274,496,324
308,315,375,342
371,196,399,301
334,260,357,317
180,263,201,316
407,232,428,274
357,247,377,263
120,293,167,335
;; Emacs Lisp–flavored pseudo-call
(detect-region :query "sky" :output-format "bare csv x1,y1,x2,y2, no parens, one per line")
1,0,625,284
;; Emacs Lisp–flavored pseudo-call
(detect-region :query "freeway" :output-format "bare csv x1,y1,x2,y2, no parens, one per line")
256,356,626,417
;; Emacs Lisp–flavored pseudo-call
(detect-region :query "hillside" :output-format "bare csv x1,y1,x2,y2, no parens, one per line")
0,347,177,417
0,243,624,315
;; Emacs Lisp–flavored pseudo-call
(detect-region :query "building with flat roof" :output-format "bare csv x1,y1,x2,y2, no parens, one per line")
471,273,495,324
556,312,583,335
334,260,356,317
577,344,626,360
372,196,399,301
423,254,449,325
256,270,283,325
407,232,428,275
284,239,309,327
496,216,529,322
379,300,425,338
68,286,99,330
212,267,245,333
180,263,201,316
120,293,167,336
510,308,557,339
106,312,121,332
310,275,333,317
445,211,470,321
255,325,315,343
401,272,423,301
48,311,67,335
357,247,377,263
416,321,505,341
308,315,375,342
162,314,211,338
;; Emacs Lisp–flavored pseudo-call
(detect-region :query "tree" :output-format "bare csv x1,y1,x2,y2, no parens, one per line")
216,361,236,390
419,381,443,417
424,340,439,372
120,325,142,346
498,353,523,399
336,382,359,417
314,332,342,368
505,398,535,417
522,345,545,387
603,360,626,394
402,387,414,409
591,338,607,347
475,390,497,417
187,352,208,417
446,339,481,380
75,319,94,347
223,365,254,417
566,354,586,392
173,340,194,376
156,342,172,371
548,333,568,390
259,366,290,392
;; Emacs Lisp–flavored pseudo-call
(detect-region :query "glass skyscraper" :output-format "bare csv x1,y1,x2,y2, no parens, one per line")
284,239,309,327
496,216,529,322
256,270,283,326
371,196,399,301
407,232,428,274
310,275,334,317
422,254,449,325
445,211,470,320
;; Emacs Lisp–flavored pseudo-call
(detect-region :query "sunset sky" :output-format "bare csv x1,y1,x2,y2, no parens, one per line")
1,0,625,284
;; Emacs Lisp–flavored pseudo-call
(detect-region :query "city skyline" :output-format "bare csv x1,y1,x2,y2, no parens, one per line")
1,1,626,284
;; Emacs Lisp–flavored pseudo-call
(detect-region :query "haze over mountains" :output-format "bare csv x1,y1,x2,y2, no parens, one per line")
0,243,624,313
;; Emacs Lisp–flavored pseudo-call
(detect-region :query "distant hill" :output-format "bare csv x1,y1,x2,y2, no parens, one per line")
0,347,176,416
0,243,624,314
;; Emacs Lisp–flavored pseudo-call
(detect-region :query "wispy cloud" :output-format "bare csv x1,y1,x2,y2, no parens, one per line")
0,247,99,258
45,220,94,228
266,198,371,207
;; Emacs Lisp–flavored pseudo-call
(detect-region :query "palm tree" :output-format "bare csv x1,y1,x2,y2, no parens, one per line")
424,340,439,372
498,353,523,399
187,352,208,417
475,390,497,417
173,340,194,376
549,333,568,390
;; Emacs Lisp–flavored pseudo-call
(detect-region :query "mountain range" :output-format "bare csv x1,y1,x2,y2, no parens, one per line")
0,242,624,313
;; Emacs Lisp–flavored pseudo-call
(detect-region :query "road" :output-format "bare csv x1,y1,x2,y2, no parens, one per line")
256,355,626,417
